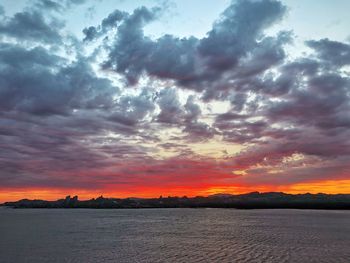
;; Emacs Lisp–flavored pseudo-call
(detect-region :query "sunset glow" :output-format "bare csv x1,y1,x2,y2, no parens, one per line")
1,0,350,202
1,179,350,203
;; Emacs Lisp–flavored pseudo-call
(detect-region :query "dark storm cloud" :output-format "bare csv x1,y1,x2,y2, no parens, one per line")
254,53,350,153
183,95,216,141
265,68,350,131
0,5,4,16
306,38,350,67
197,0,286,71
0,3,159,190
34,0,64,12
34,0,87,12
0,10,63,44
83,9,127,41
156,88,184,124
0,44,163,190
98,0,288,96
108,88,155,126
193,16,349,186
233,131,350,168
154,89,215,140
101,6,163,84
0,106,161,189
0,44,116,116
219,37,350,184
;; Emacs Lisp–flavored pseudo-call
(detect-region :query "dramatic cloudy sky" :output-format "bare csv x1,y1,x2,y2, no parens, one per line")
1,0,350,201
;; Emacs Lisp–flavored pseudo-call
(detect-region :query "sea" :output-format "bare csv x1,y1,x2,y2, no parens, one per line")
0,208,349,262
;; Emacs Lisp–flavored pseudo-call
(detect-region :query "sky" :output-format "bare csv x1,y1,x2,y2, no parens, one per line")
0,0,350,202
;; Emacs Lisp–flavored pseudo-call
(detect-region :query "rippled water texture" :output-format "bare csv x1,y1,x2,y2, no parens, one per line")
0,208,349,262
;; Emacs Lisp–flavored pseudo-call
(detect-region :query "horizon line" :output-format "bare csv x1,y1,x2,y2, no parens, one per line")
3,191,350,204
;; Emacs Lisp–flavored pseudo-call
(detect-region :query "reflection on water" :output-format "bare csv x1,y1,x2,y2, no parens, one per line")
0,208,349,263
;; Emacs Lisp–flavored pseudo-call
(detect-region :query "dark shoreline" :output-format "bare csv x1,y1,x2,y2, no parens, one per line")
3,192,350,210
2,207,350,210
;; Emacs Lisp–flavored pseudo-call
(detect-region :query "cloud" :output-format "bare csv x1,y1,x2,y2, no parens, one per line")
83,9,127,41
101,6,162,84
0,44,116,116
198,0,286,71
34,0,88,13
0,10,63,44
108,88,155,126
306,38,350,67
0,5,4,16
156,88,184,124
34,0,65,12
0,0,349,194
98,0,288,98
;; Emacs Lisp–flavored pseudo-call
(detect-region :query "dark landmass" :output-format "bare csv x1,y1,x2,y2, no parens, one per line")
2,192,350,209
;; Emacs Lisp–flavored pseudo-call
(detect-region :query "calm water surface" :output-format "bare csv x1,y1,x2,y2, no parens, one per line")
0,208,349,263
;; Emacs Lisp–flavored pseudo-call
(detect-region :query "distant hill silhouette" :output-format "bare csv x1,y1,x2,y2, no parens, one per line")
2,192,350,209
